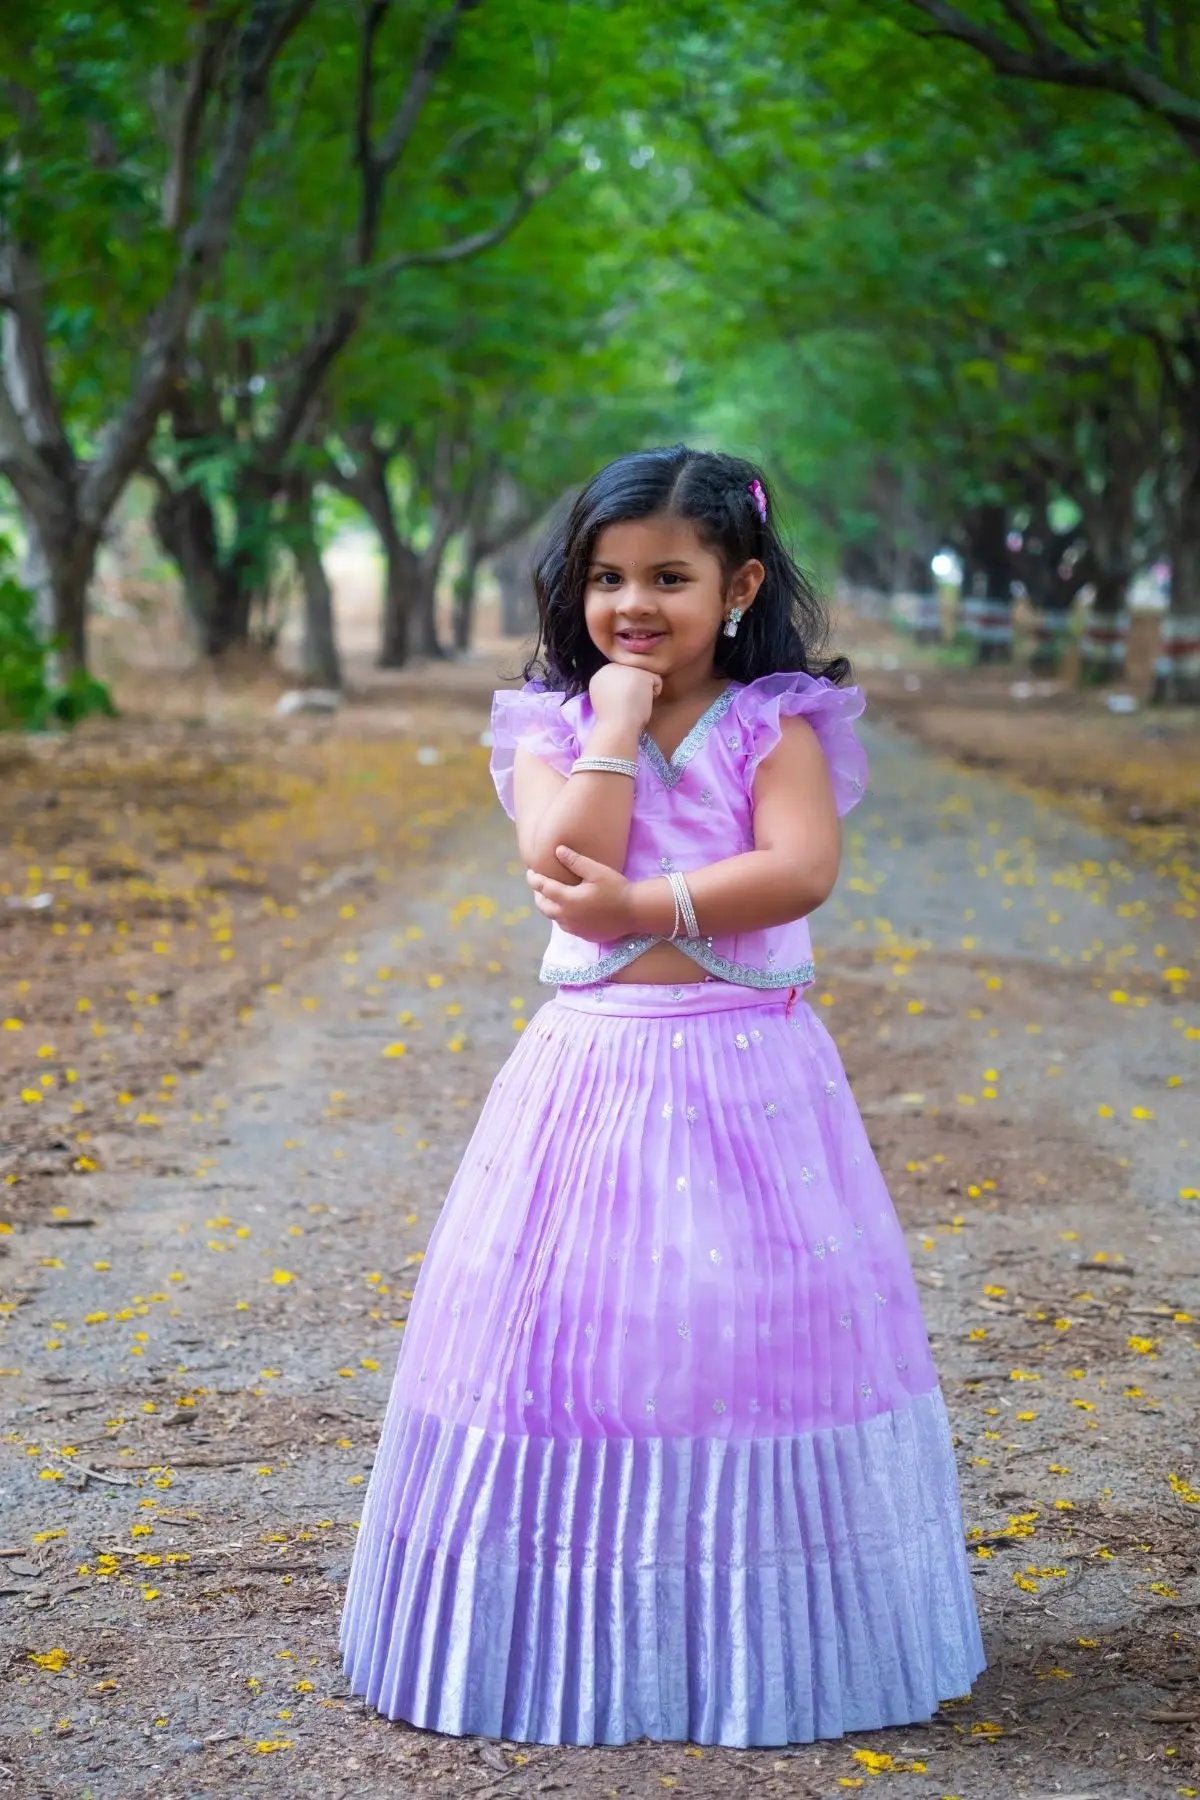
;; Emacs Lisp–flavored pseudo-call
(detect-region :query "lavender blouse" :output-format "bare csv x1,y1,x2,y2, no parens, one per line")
489,670,869,988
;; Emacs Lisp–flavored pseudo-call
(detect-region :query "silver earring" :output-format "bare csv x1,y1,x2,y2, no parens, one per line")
723,608,743,638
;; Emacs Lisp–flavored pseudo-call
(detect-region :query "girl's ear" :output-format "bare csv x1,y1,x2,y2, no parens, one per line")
730,558,765,611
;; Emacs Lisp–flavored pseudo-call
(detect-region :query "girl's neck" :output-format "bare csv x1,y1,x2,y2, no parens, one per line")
654,660,729,709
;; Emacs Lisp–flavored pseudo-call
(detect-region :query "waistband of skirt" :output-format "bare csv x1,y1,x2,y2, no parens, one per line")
553,980,802,1018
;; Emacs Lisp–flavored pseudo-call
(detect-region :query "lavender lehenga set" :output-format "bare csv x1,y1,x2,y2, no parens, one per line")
340,671,986,1746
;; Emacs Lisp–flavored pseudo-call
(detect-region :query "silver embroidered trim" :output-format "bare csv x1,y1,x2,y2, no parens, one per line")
667,943,816,988
638,685,739,788
542,938,816,989
539,936,658,984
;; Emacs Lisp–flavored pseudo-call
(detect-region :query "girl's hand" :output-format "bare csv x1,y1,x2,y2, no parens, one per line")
588,662,661,731
526,846,636,939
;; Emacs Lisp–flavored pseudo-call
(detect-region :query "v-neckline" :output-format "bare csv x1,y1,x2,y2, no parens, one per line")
638,682,740,788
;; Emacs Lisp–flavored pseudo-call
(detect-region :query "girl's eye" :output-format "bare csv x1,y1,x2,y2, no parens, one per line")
590,570,687,588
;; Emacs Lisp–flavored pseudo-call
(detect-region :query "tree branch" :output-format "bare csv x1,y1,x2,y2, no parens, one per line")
79,0,317,531
0,238,73,471
370,160,569,280
352,0,482,267
998,0,1054,55
686,110,793,225
1050,0,1103,54
901,0,1200,154
254,0,485,471
259,308,359,473
374,0,481,176
354,1,389,264
162,16,234,232
0,361,61,518
1142,1,1161,60
478,501,539,561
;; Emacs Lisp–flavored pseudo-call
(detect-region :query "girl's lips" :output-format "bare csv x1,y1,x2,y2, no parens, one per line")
616,631,665,648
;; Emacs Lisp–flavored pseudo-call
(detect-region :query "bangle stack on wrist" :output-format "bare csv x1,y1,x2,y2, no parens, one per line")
571,755,638,778
666,870,700,940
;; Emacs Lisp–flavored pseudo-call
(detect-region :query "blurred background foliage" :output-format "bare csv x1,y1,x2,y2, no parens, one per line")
0,0,1197,710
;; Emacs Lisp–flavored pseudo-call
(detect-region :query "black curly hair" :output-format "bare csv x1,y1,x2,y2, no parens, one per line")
522,444,850,695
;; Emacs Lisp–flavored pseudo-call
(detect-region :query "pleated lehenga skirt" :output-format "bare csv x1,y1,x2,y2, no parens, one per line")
339,979,986,1747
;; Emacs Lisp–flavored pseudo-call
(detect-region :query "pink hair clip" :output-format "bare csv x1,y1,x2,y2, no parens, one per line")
747,478,768,523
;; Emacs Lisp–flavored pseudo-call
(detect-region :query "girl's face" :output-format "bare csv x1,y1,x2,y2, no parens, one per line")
583,513,762,683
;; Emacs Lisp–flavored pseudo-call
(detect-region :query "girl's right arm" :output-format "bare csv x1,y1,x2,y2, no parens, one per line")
514,665,659,883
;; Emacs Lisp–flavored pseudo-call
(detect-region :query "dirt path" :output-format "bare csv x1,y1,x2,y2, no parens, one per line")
2,699,1197,1800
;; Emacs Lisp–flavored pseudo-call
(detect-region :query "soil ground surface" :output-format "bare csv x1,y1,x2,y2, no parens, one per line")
852,611,1200,862
1,639,1198,1800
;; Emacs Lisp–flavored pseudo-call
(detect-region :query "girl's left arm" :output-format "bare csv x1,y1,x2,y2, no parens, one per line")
630,715,841,935
528,718,842,940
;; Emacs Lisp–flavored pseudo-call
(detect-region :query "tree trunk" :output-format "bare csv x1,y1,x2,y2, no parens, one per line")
897,544,935,593
959,503,1013,663
1023,548,1082,676
493,541,536,637
1014,484,1086,674
21,509,97,677
1078,571,1131,687
42,541,91,676
150,478,229,650
378,531,417,668
1152,606,1200,705
197,565,250,658
285,473,341,689
1027,615,1069,675
1152,386,1200,705
149,463,279,658
325,437,415,670
452,542,482,653
840,538,891,595
1075,398,1143,686
211,472,278,654
410,556,447,660
326,432,466,667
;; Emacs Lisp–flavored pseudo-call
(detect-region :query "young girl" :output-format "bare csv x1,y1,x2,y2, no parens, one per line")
340,445,986,1747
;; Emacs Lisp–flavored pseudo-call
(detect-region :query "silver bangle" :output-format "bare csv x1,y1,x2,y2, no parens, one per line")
571,756,638,778
677,874,700,939
667,870,700,940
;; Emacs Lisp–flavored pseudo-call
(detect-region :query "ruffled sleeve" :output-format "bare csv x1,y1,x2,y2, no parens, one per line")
738,671,869,815
488,682,577,820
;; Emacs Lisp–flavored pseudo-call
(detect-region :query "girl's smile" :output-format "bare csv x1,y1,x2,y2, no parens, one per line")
614,627,666,652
